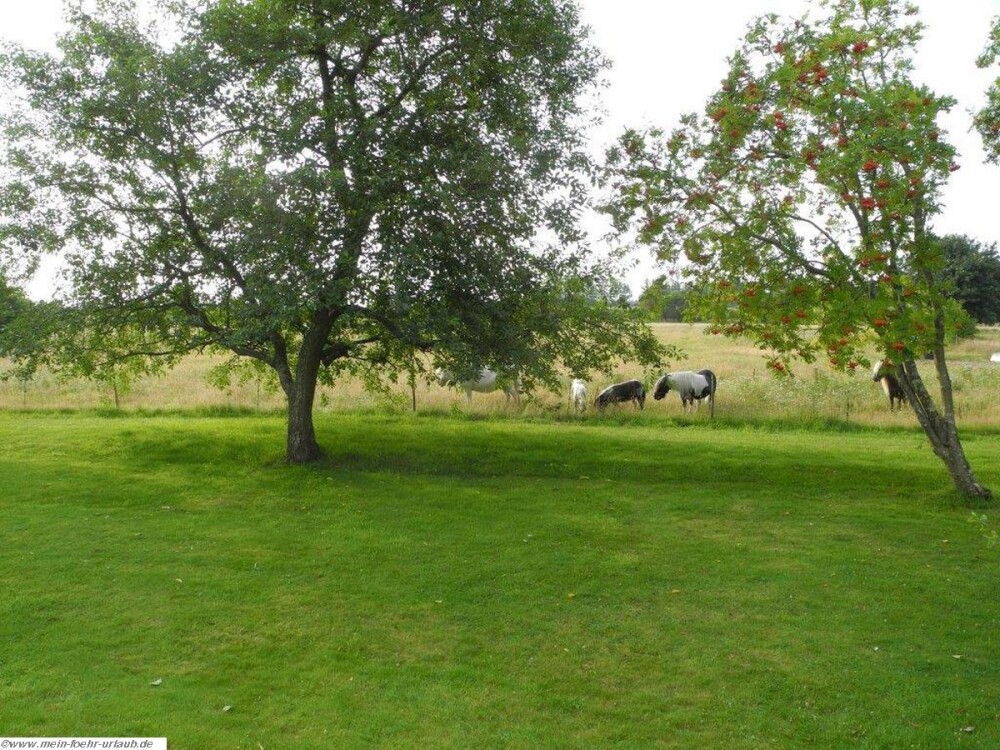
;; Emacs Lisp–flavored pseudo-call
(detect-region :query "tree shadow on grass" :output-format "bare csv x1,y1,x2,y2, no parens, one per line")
312,419,945,500
108,414,955,502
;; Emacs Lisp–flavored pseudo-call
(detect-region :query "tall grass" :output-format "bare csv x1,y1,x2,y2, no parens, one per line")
3,323,999,428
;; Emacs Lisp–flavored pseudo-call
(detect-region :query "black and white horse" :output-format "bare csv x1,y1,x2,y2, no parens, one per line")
872,360,906,411
595,380,645,411
653,370,717,415
435,367,519,403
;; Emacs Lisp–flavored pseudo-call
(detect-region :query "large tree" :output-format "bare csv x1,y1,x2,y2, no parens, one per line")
0,0,663,462
603,0,991,499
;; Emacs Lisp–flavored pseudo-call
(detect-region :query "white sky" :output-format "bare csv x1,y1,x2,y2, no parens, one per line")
3,0,1000,298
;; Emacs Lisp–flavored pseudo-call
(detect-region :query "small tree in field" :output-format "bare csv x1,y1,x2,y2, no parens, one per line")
603,0,991,499
974,16,1000,161
0,0,664,463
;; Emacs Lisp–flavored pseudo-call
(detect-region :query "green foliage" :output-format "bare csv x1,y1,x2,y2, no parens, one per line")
0,296,56,385
0,275,29,334
0,277,37,388
604,0,962,374
936,234,1000,326
1,298,181,406
206,354,280,396
0,0,665,459
974,16,1000,162
636,275,690,321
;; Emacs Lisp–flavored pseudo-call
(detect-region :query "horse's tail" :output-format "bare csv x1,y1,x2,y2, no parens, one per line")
698,369,717,418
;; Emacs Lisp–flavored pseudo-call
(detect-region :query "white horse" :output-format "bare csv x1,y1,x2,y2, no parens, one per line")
653,370,717,414
570,379,588,413
435,367,519,403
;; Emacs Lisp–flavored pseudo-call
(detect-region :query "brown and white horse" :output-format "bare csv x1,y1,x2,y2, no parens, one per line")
872,359,907,410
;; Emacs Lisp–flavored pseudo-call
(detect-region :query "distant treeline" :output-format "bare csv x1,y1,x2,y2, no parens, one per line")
635,234,1000,326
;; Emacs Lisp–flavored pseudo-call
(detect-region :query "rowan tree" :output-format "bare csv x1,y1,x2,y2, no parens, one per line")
975,16,1000,161
0,0,664,462
603,0,991,499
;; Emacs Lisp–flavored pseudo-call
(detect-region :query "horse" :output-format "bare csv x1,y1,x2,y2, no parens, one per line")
435,367,519,403
653,370,717,415
570,378,588,413
595,380,645,411
872,359,906,410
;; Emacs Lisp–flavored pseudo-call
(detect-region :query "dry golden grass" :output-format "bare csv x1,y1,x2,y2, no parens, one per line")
643,323,1000,428
3,323,999,427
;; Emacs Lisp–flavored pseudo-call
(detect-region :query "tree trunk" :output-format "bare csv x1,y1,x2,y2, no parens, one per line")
282,320,331,464
897,357,992,501
286,374,322,464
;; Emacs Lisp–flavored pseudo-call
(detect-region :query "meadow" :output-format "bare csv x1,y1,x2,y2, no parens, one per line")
2,324,1000,748
4,323,1000,429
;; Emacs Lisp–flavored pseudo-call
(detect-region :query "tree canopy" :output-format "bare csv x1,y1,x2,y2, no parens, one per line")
602,0,990,499
975,16,1000,162
0,0,665,462
636,276,689,322
936,234,1000,326
0,275,28,336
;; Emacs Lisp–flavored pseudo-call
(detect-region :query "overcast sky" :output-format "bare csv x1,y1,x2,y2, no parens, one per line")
3,0,1000,297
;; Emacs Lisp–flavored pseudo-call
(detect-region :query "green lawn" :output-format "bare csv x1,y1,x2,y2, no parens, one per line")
1,411,999,748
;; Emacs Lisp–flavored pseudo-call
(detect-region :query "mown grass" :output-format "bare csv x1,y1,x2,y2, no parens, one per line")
2,411,1000,748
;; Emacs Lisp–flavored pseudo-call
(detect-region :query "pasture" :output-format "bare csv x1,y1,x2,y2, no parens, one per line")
2,324,1000,748
3,324,999,430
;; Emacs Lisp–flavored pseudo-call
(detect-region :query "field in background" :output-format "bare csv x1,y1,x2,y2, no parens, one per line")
4,323,999,428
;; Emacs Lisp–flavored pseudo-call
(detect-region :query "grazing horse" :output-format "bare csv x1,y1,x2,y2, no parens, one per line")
653,370,717,414
872,359,906,411
595,380,645,411
570,378,588,413
435,368,519,403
